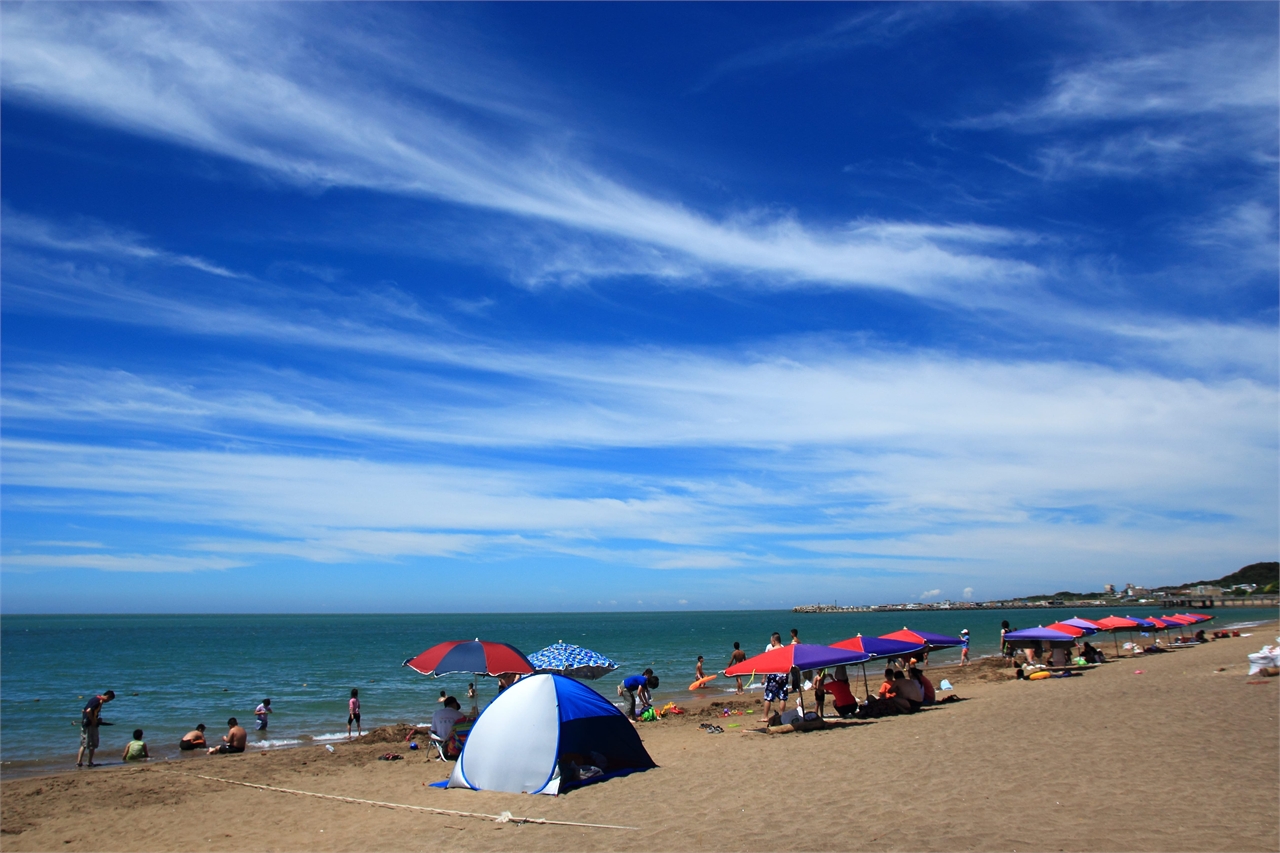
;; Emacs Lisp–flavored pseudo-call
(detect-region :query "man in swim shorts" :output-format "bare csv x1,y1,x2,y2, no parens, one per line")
179,723,207,750
209,718,247,754
76,690,115,767
728,642,747,693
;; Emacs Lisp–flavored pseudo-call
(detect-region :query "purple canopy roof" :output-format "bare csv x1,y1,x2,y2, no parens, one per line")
1002,626,1077,642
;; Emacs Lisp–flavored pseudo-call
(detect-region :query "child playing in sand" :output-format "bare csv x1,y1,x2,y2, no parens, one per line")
122,729,149,761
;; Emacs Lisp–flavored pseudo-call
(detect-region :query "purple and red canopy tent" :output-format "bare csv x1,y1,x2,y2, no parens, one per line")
831,635,924,697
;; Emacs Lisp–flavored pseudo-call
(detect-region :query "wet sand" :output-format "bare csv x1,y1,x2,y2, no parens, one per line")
3,628,1276,852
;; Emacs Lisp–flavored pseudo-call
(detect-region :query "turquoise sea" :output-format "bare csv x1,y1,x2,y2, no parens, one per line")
3,607,1275,776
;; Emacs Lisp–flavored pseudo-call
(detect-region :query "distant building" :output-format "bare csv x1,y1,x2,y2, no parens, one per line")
1191,585,1222,596
1103,584,1115,594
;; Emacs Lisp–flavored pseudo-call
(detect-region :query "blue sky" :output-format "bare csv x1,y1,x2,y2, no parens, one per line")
2,3,1276,613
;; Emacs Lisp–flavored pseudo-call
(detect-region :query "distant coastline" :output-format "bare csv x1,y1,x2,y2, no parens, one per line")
795,561,1280,613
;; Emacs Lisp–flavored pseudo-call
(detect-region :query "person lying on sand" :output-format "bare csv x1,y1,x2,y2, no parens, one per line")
209,718,247,754
179,724,207,750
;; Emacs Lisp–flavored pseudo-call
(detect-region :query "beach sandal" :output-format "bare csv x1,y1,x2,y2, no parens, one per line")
378,752,403,761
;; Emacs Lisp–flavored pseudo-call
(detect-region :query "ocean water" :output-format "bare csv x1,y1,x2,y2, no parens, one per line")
3,607,1275,774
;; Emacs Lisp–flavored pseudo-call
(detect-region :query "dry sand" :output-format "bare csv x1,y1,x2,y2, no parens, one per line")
3,628,1277,852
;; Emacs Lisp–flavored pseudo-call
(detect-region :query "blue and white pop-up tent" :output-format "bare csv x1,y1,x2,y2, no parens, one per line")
447,673,655,795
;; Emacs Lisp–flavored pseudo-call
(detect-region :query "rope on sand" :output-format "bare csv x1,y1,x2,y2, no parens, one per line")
158,770,637,830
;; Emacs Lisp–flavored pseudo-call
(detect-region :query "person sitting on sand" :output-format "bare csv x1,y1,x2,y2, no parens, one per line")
728,642,747,694
911,667,935,706
180,724,207,751
1082,642,1104,663
877,667,897,699
1195,630,1207,644
822,671,859,718
122,729,149,762
890,670,922,712
431,697,466,756
209,718,247,754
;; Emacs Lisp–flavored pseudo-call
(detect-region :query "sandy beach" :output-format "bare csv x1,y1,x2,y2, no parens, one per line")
3,629,1276,852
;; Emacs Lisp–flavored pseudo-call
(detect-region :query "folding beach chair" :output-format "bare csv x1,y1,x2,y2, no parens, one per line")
426,732,449,761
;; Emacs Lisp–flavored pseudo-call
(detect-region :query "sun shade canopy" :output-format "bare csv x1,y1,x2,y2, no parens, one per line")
831,635,924,660
404,640,534,677
1002,626,1077,642
878,628,965,649
527,643,618,680
724,643,870,676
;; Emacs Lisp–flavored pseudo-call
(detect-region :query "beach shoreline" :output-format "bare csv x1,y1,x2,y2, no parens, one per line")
5,619,1271,783
4,626,1276,852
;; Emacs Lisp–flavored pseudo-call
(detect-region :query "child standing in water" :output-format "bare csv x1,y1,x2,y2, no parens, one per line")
254,698,272,731
347,689,361,737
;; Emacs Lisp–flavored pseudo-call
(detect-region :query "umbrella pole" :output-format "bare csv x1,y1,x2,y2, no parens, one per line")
1113,631,1120,659
861,663,871,701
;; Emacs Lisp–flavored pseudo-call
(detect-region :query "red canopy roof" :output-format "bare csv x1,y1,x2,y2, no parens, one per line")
724,643,869,676
1093,615,1145,631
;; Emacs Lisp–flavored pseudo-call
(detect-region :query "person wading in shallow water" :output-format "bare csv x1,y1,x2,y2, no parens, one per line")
728,642,747,694
76,690,115,767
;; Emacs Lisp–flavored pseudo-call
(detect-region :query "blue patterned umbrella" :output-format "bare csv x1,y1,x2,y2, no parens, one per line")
527,642,618,680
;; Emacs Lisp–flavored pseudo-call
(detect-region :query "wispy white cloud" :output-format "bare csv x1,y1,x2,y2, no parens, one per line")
972,39,1277,128
3,327,1274,581
1,552,243,573
694,6,940,91
0,3,1036,301
966,32,1277,180
2,208,242,278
